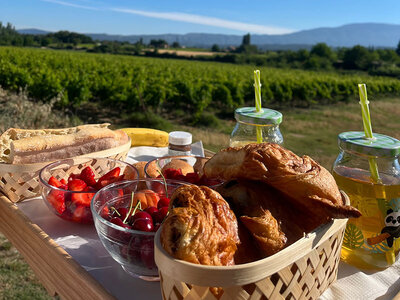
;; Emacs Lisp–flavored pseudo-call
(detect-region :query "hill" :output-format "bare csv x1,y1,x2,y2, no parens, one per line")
17,23,400,49
86,23,400,49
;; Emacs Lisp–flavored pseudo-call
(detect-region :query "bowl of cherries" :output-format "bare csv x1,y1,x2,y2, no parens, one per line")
144,155,223,189
39,157,138,224
91,178,187,281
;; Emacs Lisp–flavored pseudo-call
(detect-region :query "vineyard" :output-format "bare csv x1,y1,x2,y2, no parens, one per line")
1,47,400,123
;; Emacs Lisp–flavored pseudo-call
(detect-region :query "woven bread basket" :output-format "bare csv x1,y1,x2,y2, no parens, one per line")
154,192,349,300
0,139,131,203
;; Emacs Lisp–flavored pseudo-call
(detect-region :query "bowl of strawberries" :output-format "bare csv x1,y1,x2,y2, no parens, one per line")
39,157,138,224
144,155,223,189
90,178,187,280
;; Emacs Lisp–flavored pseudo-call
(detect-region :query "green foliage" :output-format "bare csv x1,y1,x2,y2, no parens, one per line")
396,40,400,56
1,47,400,120
343,223,364,249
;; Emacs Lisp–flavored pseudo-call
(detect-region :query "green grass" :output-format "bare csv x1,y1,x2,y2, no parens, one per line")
0,234,53,300
0,87,399,298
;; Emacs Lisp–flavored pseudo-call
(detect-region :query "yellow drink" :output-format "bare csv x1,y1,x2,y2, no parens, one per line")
333,166,400,269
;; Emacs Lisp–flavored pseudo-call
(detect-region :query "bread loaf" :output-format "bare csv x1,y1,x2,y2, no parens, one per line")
0,124,129,164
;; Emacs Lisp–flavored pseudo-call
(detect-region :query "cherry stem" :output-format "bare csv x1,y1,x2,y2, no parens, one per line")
124,192,139,224
110,206,121,217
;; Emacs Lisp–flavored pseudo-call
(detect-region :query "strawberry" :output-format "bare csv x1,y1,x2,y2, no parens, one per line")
60,178,67,185
68,173,80,182
95,167,122,190
48,176,62,188
95,175,125,190
71,205,92,223
47,190,66,214
98,167,121,182
71,186,95,207
68,179,87,191
80,166,97,187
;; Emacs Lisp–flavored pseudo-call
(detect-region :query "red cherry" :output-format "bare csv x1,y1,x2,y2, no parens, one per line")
145,206,158,217
112,207,128,220
157,197,170,209
130,211,152,225
154,223,161,231
132,218,154,232
110,217,130,229
153,206,169,224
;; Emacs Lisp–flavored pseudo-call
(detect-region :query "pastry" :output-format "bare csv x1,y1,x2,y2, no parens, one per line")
204,143,361,220
160,184,239,266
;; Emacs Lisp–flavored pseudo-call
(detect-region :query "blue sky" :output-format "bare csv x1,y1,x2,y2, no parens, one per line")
1,0,400,35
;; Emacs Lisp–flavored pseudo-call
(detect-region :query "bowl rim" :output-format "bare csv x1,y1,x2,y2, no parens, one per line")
38,157,139,193
90,178,190,236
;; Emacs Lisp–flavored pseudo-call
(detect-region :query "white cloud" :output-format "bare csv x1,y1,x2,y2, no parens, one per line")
112,8,294,34
41,0,295,34
42,0,100,10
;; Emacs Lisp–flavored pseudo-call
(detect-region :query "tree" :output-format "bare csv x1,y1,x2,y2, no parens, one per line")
150,39,168,48
396,40,400,56
211,44,220,52
242,33,251,46
343,45,375,70
172,41,180,48
310,43,334,60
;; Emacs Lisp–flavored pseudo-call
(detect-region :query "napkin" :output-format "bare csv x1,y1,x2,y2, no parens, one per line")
320,258,400,300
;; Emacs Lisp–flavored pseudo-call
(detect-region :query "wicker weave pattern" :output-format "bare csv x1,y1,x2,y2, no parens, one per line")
159,227,345,300
0,143,130,203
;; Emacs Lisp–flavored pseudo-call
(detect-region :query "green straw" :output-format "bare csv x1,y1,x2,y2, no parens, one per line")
253,70,263,143
358,84,381,183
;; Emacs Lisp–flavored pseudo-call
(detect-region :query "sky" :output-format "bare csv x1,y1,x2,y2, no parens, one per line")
1,0,400,36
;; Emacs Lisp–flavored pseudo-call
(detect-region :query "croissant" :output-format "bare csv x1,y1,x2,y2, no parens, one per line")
204,143,361,220
160,185,239,266
218,180,330,247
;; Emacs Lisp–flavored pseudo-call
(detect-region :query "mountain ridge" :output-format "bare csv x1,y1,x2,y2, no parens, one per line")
17,23,400,49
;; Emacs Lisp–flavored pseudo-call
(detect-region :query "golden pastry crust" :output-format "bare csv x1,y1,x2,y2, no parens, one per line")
160,185,239,266
205,143,361,219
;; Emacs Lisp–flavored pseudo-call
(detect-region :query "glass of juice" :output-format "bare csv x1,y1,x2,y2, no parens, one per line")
333,131,400,269
229,107,283,147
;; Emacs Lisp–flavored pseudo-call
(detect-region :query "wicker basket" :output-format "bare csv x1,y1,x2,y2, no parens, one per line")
154,192,349,300
0,139,131,203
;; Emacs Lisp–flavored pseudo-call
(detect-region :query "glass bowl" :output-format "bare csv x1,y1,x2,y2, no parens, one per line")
39,157,138,224
144,155,223,189
91,178,187,281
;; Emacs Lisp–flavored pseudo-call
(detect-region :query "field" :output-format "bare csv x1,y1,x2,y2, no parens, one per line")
0,45,399,298
1,46,400,129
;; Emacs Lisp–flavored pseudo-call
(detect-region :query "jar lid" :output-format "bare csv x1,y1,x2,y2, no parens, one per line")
168,131,192,145
234,107,282,125
338,131,400,157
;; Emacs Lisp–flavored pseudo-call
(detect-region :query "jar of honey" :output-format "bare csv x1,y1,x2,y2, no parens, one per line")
332,131,400,269
229,107,283,147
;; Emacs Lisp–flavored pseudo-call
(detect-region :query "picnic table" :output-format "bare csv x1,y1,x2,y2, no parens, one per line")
0,146,399,300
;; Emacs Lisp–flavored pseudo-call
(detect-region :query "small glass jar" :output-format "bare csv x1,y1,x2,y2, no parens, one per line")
332,131,400,270
168,131,192,156
229,107,283,147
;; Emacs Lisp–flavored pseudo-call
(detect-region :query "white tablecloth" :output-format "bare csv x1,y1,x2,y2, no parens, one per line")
17,146,400,300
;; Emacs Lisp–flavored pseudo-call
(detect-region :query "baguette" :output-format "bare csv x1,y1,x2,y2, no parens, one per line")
0,124,129,164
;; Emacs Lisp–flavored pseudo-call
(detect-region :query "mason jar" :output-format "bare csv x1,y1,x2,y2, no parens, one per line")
229,107,283,147
332,131,400,269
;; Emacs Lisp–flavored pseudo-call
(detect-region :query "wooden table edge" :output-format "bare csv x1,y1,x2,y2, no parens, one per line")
0,195,115,300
